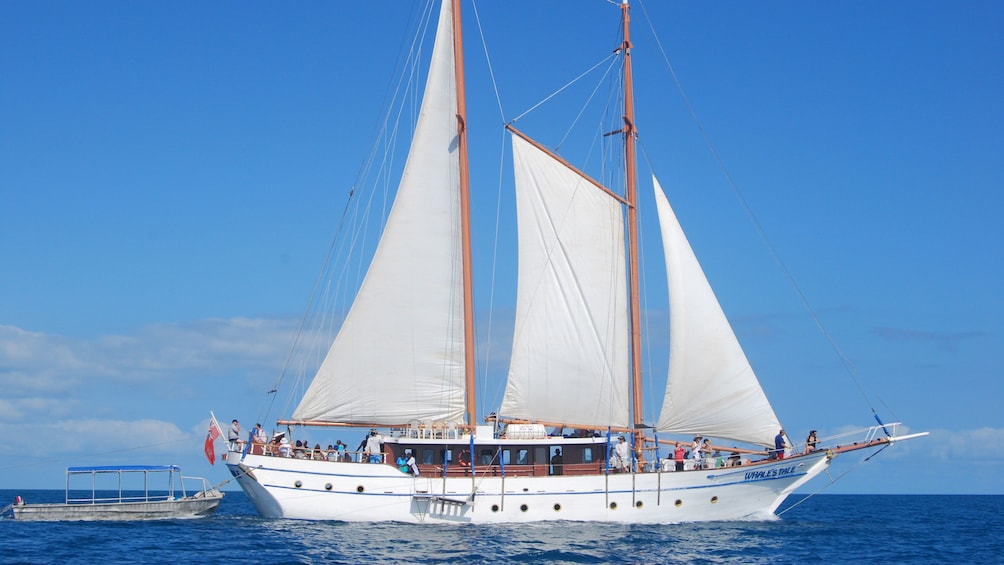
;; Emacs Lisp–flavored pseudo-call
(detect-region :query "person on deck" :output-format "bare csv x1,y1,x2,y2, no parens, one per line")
773,429,788,460
228,419,242,450
365,431,383,463
674,442,686,471
251,423,267,455
805,430,818,453
702,438,713,468
550,449,563,475
406,451,420,476
691,437,703,467
614,436,631,472
356,436,368,462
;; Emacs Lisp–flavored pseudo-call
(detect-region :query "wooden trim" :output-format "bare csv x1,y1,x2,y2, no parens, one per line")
505,124,630,206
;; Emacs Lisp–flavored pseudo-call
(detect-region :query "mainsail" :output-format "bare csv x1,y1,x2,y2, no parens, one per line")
292,1,465,425
652,176,781,446
500,134,630,429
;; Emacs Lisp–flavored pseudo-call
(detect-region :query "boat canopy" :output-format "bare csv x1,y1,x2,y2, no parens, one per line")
67,465,182,473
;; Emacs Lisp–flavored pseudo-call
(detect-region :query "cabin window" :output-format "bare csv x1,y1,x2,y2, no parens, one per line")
516,449,529,465
501,450,512,465
441,449,452,464
583,447,594,463
422,449,435,465
479,449,494,465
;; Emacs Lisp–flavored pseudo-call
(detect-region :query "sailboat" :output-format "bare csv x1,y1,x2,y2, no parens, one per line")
218,0,925,523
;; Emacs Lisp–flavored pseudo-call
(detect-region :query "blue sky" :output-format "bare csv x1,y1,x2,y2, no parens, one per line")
1,1,1001,495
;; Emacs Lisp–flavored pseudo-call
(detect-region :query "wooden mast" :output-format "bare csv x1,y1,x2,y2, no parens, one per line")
452,0,477,429
620,1,644,450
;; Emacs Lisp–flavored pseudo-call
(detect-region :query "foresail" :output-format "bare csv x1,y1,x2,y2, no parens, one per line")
293,0,465,426
652,176,781,446
500,134,630,429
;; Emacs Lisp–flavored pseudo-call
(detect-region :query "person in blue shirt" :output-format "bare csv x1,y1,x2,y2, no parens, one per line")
773,429,788,459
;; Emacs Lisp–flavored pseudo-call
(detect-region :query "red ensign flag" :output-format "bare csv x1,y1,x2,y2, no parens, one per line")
204,421,220,465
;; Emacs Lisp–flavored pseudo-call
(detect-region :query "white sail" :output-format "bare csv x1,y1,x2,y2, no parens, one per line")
292,0,465,425
500,134,630,428
652,176,781,446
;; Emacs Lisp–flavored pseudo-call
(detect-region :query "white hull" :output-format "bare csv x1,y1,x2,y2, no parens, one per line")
225,450,828,523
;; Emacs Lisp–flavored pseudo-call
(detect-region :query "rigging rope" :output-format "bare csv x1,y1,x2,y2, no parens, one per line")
509,54,619,125
776,443,891,516
470,0,511,420
262,1,441,425
635,0,880,420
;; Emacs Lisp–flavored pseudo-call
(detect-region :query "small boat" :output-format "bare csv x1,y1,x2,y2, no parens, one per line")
5,465,223,521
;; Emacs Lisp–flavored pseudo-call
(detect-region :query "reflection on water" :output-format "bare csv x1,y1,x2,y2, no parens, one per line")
257,514,790,564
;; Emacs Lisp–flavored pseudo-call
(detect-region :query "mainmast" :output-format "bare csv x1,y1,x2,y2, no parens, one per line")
620,1,644,438
452,0,477,429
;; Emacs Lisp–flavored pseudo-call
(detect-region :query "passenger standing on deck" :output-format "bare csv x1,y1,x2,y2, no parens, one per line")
228,419,241,450
674,442,686,471
691,437,703,466
614,436,631,472
365,430,383,463
550,449,563,475
356,436,368,462
773,429,788,459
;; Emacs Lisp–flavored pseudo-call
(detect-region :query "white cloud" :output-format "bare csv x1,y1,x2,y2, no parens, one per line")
0,318,298,401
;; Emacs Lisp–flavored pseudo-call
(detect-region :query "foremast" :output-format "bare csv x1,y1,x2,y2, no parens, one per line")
452,0,477,430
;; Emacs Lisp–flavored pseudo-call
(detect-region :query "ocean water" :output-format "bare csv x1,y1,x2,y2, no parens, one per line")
1,491,999,564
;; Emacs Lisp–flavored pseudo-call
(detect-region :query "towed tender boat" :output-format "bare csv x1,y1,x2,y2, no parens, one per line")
6,465,223,521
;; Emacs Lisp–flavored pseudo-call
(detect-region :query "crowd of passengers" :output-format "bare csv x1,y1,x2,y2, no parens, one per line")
227,419,817,472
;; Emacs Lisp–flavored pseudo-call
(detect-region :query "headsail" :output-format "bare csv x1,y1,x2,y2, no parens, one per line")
500,134,630,429
292,0,465,426
652,176,781,446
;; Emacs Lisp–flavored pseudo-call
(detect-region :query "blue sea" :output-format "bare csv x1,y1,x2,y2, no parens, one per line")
1,491,999,564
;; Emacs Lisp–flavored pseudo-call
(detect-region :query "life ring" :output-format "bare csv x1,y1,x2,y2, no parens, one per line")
458,449,471,467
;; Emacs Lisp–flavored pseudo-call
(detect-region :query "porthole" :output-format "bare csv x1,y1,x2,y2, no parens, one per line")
294,480,302,488
324,483,332,491
635,500,643,508
357,485,365,493
553,503,561,511
520,504,529,512
711,496,719,504
491,504,500,512
675,499,682,507
610,502,618,510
